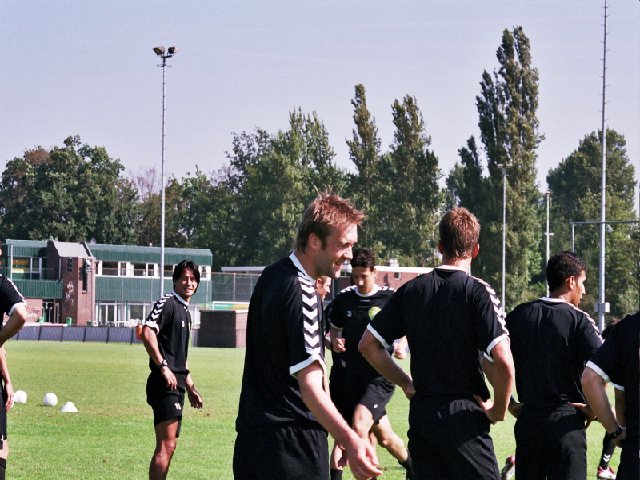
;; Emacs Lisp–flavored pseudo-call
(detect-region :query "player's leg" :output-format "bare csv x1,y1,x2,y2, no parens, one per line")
372,415,414,479
549,407,587,480
149,418,180,480
0,439,8,480
597,431,617,479
514,408,545,480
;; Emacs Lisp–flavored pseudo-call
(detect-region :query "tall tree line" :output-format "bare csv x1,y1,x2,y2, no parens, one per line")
0,26,637,316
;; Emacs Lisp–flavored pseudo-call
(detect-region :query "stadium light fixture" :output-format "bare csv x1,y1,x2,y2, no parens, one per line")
153,45,178,296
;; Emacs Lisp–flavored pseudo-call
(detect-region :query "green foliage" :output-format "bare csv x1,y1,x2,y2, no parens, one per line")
547,129,639,317
447,27,544,309
0,136,138,244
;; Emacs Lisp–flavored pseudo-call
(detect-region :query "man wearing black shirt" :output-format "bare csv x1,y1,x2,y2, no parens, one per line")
582,312,639,480
0,247,28,480
360,208,514,479
507,251,602,480
141,260,203,480
329,248,413,480
234,193,381,480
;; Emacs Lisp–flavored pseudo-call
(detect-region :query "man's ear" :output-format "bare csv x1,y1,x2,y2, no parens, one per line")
308,233,321,251
471,243,480,259
437,240,445,254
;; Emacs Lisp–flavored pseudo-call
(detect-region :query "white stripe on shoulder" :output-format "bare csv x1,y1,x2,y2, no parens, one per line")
585,360,610,383
366,324,392,350
290,353,326,377
470,275,506,328
3,276,25,302
567,303,602,340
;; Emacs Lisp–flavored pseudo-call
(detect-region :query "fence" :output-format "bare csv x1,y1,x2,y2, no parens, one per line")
14,325,201,346
211,272,260,302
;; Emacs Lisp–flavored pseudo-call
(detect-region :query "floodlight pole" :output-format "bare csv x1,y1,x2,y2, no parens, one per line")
497,163,508,312
154,46,177,297
596,2,608,333
545,191,553,297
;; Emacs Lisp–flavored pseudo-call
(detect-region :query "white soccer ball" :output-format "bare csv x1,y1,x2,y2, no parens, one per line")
13,390,27,404
60,401,78,413
43,392,58,407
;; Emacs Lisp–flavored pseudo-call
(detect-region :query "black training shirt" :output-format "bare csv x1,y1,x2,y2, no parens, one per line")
506,297,601,408
587,312,639,441
369,266,507,400
0,274,25,318
328,285,394,385
236,254,326,433
144,292,192,375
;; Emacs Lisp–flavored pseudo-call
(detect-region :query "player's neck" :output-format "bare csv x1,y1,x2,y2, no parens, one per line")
441,256,472,271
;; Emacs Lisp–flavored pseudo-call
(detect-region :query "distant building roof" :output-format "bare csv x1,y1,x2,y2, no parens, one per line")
87,243,212,265
51,241,92,259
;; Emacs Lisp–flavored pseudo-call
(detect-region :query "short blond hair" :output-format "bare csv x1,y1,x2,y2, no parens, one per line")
295,193,364,252
438,207,480,259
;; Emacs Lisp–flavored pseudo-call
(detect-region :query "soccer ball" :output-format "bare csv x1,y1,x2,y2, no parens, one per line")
13,390,27,404
43,392,58,407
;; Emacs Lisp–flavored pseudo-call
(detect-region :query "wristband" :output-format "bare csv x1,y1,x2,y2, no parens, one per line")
610,425,624,439
159,359,168,368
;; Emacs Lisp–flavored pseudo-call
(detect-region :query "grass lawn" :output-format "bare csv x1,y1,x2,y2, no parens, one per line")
5,341,620,479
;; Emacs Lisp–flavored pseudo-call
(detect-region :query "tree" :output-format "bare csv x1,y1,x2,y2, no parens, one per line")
376,95,442,265
447,27,544,309
225,110,348,265
346,84,383,247
547,129,638,317
0,136,138,244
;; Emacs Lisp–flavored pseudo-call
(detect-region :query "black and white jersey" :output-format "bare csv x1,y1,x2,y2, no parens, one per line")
143,292,192,375
327,285,394,385
507,297,602,408
587,312,639,441
236,253,325,433
0,274,26,318
368,266,507,400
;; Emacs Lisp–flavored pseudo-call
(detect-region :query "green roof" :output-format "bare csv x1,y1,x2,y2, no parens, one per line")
87,243,212,265
3,239,48,257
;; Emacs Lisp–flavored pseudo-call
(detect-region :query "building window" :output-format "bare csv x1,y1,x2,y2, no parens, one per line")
101,261,118,276
133,262,147,277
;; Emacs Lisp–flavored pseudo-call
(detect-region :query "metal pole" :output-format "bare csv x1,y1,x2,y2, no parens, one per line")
597,1,608,333
159,56,167,297
571,223,575,252
546,191,551,297
501,164,507,311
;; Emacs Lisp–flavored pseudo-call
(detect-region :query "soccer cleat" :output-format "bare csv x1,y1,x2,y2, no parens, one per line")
500,455,515,480
597,466,616,480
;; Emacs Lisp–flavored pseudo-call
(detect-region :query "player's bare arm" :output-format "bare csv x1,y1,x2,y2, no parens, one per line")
185,371,203,409
582,367,626,447
298,360,382,480
0,347,13,412
0,304,27,347
358,330,415,400
141,326,177,390
476,338,514,423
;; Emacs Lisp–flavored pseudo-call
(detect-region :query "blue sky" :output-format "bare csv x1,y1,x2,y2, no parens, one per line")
1,1,638,196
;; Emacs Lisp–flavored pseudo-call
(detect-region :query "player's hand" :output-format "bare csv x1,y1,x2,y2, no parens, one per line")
187,384,203,409
474,395,505,423
393,346,407,360
342,436,382,480
401,378,416,400
4,381,14,412
568,402,595,428
332,337,346,353
161,367,178,390
508,399,523,418
612,427,626,448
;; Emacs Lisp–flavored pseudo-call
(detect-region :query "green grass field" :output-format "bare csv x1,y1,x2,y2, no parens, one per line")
5,341,620,479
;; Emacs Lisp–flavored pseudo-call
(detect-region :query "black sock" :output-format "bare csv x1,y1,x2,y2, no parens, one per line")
599,432,616,468
399,453,415,480
330,468,343,480
0,457,7,480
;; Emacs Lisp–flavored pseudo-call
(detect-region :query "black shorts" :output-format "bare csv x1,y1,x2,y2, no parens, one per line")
514,404,586,480
329,366,352,422
351,379,394,424
233,424,329,480
146,372,185,432
408,395,499,480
